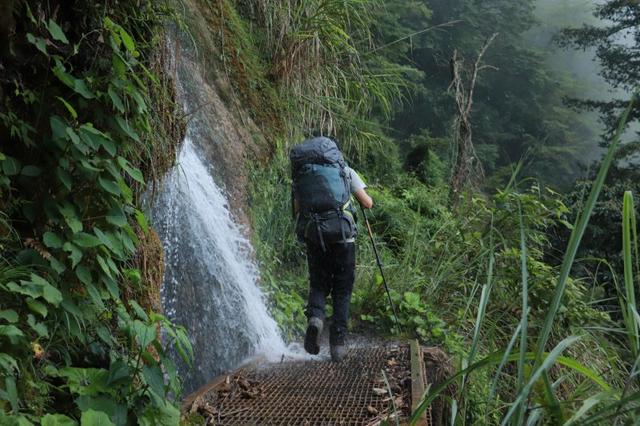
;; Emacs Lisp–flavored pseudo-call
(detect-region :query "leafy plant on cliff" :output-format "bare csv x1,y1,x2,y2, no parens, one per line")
0,2,191,424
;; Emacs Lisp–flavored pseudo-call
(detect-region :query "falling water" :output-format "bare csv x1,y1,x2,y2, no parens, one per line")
150,136,288,394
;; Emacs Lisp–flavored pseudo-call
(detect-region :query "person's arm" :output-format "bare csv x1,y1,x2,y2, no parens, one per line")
354,188,373,209
348,167,373,209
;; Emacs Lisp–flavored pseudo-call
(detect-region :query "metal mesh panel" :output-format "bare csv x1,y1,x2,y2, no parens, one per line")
191,344,432,425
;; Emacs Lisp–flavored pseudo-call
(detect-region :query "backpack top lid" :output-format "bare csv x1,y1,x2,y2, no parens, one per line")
290,137,345,173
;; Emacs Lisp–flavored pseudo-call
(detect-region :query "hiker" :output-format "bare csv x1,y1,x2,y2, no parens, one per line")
290,136,373,362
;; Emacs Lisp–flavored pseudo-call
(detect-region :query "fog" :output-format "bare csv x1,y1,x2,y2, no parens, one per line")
527,0,638,164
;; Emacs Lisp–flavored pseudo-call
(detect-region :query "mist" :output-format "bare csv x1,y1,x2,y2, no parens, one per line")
527,0,637,164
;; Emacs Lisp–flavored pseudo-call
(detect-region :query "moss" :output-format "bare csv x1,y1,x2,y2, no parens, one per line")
186,0,285,143
131,227,165,314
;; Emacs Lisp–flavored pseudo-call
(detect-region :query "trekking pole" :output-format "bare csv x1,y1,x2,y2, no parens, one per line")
360,204,402,333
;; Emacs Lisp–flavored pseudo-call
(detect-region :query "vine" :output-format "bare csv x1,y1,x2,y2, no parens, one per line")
0,1,191,424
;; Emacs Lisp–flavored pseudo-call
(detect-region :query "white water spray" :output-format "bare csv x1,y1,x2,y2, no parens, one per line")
151,138,291,393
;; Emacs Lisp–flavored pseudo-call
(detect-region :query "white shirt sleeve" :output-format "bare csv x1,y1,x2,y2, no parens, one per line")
347,167,366,193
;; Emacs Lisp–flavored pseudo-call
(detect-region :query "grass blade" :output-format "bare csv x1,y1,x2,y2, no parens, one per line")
534,95,636,367
622,191,639,358
502,336,581,426
515,201,530,424
409,344,609,425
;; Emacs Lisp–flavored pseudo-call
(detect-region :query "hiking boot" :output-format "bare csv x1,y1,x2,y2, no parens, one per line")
304,317,323,355
330,344,347,362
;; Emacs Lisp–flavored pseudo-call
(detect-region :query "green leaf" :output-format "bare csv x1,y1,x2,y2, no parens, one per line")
76,265,92,286
74,79,94,99
115,116,140,142
66,127,83,149
117,157,144,184
2,156,21,176
47,19,69,44
63,242,83,269
55,368,110,396
50,116,68,141
41,414,78,426
57,167,72,191
94,228,121,258
80,409,115,426
27,314,48,337
53,59,74,88
0,310,18,324
96,255,112,279
98,177,121,196
118,178,133,204
21,165,42,176
105,256,119,276
106,360,131,386
128,299,147,320
76,397,125,425
118,27,137,55
132,320,156,348
0,325,24,339
73,232,102,248
107,87,125,114
43,231,64,249
103,276,119,300
0,353,19,375
134,210,149,234
6,281,40,299
59,202,83,233
31,274,63,306
50,256,67,274
86,284,105,310
5,376,19,413
124,269,141,285
26,33,47,55
79,125,115,156
27,299,48,318
106,206,127,227
57,96,78,120
142,365,165,396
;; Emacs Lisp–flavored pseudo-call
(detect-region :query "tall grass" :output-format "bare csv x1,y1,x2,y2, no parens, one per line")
241,0,404,153
410,94,637,424
620,191,639,360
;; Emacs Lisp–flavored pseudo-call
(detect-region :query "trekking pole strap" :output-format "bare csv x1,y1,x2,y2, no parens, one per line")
360,204,402,333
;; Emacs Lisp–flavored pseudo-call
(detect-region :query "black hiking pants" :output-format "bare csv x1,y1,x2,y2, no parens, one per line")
305,241,356,345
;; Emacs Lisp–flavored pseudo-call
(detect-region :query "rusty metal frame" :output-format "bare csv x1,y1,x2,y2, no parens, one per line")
184,342,432,425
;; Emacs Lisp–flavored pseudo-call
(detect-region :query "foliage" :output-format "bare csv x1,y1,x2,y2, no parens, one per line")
558,0,640,152
371,0,597,190
0,1,191,423
234,0,407,156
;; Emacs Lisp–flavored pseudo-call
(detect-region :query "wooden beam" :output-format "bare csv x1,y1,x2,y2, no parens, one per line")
410,339,428,425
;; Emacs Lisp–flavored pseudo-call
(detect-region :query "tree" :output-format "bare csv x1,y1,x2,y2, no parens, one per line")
375,0,595,189
558,0,639,163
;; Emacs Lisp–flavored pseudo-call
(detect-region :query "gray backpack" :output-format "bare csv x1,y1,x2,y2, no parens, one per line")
290,137,356,249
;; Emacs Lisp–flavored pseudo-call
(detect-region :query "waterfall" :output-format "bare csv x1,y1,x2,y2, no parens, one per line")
150,137,288,394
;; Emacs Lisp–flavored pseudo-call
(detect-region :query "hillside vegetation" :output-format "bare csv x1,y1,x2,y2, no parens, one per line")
1,0,639,424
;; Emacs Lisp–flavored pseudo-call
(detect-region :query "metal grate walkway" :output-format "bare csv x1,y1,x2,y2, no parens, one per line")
186,343,431,425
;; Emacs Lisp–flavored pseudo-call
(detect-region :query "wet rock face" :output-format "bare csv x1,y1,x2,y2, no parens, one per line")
151,140,286,395
167,0,267,234
148,2,285,395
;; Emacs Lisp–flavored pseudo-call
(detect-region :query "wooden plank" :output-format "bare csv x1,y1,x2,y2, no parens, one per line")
410,339,428,426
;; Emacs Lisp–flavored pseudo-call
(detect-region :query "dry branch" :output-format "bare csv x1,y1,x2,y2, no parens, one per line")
449,33,499,205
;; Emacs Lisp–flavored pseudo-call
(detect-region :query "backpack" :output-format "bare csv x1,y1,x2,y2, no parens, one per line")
290,137,357,249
